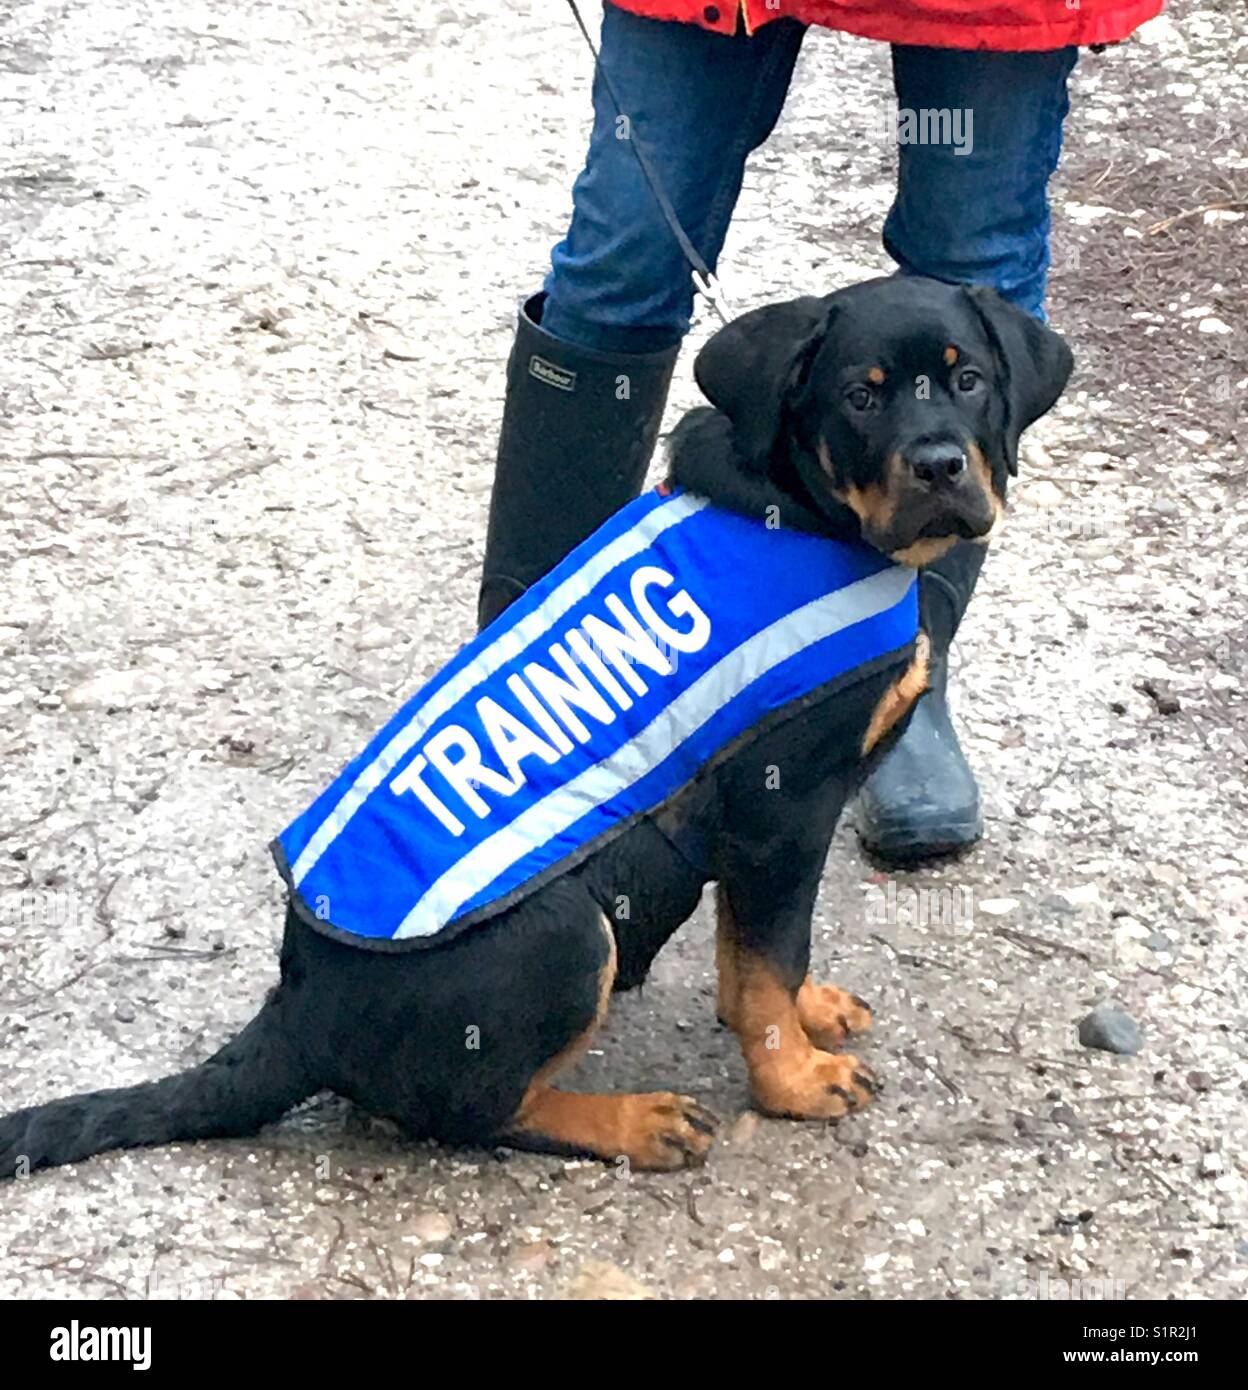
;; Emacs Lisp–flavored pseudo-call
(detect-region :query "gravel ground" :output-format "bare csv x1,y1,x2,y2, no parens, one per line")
1,0,1245,1300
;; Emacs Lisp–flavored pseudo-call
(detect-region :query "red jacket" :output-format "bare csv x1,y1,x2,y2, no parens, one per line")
609,0,1164,51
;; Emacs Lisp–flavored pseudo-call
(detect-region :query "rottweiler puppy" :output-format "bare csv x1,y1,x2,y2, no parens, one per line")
0,277,1071,1177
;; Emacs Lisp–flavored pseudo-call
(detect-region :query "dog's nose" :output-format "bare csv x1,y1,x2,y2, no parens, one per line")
906,442,967,487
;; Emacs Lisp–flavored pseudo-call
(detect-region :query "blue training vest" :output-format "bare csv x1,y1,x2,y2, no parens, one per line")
273,487,918,950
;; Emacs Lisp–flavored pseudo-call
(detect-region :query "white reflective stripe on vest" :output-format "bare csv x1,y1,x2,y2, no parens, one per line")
393,563,914,939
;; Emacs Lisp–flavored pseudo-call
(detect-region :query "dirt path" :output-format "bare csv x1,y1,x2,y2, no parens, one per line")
1,0,1244,1299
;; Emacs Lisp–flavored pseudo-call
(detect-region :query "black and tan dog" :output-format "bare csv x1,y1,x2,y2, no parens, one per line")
0,277,1071,1177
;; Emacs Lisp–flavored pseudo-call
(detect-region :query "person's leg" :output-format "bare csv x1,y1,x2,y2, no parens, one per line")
858,45,1078,863
884,45,1078,316
478,10,805,626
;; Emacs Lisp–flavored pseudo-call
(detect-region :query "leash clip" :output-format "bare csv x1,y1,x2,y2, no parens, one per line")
693,269,734,328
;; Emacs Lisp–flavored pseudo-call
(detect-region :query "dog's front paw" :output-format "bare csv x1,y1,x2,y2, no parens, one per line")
616,1093,718,1171
750,1051,879,1122
797,981,872,1049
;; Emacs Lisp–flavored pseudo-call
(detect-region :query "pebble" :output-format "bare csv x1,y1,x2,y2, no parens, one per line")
1055,884,1103,911
728,1111,760,1148
1025,478,1063,508
564,1260,655,1301
408,1210,454,1244
356,625,397,651
1077,1003,1143,1056
509,1240,554,1272
63,669,166,710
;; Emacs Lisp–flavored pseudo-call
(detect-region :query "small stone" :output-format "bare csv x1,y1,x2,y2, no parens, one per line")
978,897,1020,917
1199,1152,1223,1177
727,1111,760,1148
1056,884,1103,911
1026,479,1063,508
1077,1003,1143,1056
509,1240,554,1272
408,1210,454,1244
63,669,166,710
1138,679,1181,715
355,625,396,652
1144,932,1172,953
114,1004,136,1023
1197,316,1232,335
563,1260,656,1301
1186,1070,1213,1093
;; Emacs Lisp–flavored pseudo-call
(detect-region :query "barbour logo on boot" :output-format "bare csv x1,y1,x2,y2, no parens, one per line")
529,355,577,392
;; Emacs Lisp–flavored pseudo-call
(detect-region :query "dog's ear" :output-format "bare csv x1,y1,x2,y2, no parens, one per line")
693,296,833,471
962,285,1074,476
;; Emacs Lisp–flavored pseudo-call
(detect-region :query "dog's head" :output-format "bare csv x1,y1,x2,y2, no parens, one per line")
693,276,1073,565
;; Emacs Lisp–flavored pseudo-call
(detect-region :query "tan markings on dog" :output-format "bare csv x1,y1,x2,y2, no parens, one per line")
719,893,872,1043
862,630,931,756
966,440,1004,525
819,438,899,533
716,889,876,1120
530,912,616,1087
796,980,873,1050
943,345,958,367
889,535,958,567
867,366,886,385
824,445,902,540
508,914,716,1170
509,1087,715,1170
734,955,877,1119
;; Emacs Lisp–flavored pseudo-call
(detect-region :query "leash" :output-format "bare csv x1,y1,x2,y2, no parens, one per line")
564,0,735,328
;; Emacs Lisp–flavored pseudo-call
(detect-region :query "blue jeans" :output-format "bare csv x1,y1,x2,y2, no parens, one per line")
542,8,1077,352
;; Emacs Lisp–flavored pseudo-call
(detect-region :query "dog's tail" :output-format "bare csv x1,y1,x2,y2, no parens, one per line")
0,992,312,1180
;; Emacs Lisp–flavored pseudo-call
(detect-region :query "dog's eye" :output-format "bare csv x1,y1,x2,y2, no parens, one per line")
845,386,874,412
956,369,981,393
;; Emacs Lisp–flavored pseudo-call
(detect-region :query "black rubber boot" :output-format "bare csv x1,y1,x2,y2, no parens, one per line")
477,293,679,628
856,542,987,866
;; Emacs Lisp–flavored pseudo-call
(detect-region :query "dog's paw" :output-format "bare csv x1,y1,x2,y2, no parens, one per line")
796,981,872,1049
616,1093,718,1171
751,1051,879,1122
